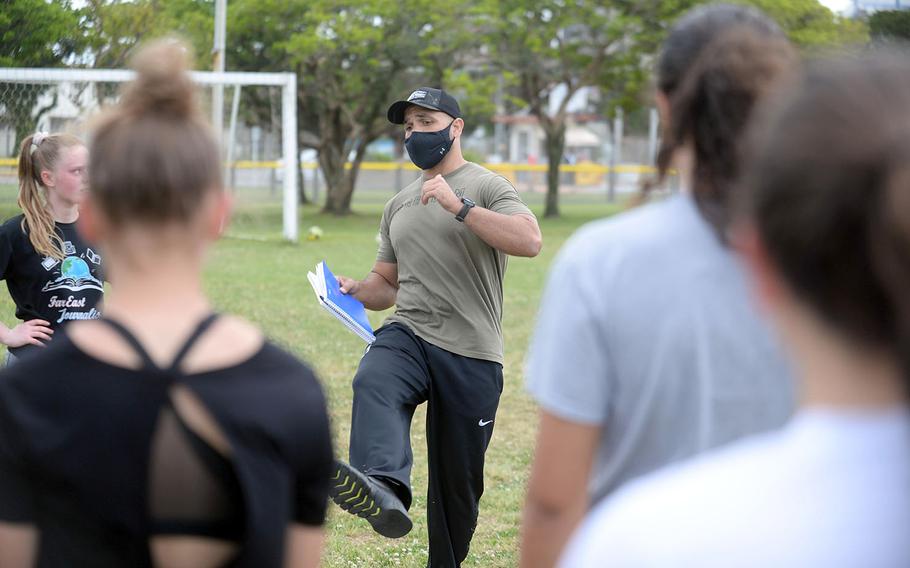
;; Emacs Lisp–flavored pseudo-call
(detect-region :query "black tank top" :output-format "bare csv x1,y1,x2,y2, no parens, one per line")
0,315,333,567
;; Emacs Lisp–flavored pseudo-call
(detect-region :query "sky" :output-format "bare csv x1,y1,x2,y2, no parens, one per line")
819,0,853,13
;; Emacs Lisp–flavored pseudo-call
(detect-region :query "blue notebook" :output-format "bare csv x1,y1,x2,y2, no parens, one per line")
307,260,375,344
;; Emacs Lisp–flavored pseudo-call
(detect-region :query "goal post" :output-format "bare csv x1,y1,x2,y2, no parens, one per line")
0,68,299,241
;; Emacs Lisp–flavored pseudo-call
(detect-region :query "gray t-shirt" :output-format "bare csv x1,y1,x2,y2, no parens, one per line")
379,162,533,364
525,193,794,504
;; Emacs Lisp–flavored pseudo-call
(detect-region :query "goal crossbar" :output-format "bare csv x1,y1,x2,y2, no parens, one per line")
0,68,300,241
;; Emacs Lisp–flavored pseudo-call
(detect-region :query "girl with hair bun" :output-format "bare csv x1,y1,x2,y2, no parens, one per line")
0,131,102,364
0,39,332,568
559,51,910,568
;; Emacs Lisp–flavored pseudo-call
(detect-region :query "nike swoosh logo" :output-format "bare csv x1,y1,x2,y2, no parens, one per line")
478,419,493,427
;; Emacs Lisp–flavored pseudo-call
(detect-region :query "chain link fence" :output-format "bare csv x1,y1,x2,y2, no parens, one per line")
0,68,299,240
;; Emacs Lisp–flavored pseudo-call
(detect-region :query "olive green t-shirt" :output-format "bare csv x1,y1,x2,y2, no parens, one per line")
377,162,534,364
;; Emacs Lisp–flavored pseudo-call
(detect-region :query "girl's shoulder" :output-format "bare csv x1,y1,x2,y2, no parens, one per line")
0,214,26,235
0,214,25,229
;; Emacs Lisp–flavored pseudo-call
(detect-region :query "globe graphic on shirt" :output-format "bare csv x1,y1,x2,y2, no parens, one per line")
40,255,102,294
61,257,92,280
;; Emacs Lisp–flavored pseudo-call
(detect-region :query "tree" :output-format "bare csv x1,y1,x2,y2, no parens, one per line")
412,3,500,132
50,0,213,126
229,0,491,215
80,0,213,76
738,0,868,48
484,1,695,218
290,1,511,215
483,0,866,218
0,0,83,147
288,3,416,215
869,10,910,43
228,1,415,214
220,1,311,203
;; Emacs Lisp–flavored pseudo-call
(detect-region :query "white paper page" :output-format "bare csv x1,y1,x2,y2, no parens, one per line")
307,271,323,300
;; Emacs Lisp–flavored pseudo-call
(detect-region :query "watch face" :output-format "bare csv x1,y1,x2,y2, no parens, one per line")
456,197,475,222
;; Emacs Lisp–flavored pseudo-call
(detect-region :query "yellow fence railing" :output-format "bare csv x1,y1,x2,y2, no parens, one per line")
1,158,668,189
0,158,658,174
230,160,657,175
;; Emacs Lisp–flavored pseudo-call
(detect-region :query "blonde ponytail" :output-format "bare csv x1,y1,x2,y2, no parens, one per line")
17,133,83,260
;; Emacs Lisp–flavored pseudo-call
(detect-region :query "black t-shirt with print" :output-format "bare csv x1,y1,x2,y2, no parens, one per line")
0,215,104,357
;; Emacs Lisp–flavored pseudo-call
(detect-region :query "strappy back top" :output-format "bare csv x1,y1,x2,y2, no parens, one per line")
0,315,333,567
99,314,221,374
97,315,245,543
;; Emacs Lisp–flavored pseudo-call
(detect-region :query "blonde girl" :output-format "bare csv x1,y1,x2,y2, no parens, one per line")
0,132,103,363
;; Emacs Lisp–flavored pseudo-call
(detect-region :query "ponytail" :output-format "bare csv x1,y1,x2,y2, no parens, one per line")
643,27,795,239
17,133,83,259
639,4,793,240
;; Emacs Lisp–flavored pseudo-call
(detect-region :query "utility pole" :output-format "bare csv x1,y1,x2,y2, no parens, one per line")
607,107,623,202
647,107,659,166
212,0,226,143
494,75,506,160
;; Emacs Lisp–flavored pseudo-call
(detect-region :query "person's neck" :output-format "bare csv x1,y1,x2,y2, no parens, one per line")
675,145,695,195
101,246,211,330
795,326,907,411
423,148,468,179
46,193,79,223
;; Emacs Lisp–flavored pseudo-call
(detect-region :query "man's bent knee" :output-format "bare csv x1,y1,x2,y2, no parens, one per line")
352,367,388,397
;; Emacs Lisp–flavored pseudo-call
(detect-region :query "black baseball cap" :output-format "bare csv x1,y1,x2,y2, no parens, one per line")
387,87,462,124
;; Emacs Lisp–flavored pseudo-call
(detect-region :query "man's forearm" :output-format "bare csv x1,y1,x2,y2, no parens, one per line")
463,209,542,257
354,271,398,311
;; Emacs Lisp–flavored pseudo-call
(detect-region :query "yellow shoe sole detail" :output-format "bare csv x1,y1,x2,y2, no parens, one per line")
339,485,357,497
344,488,364,503
334,474,350,489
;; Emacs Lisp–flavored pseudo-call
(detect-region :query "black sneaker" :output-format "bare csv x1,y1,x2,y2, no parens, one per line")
329,461,412,538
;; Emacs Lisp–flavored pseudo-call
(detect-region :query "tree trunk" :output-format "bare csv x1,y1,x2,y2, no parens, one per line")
319,146,348,215
321,174,355,214
316,81,388,214
323,139,369,215
319,108,353,215
543,122,566,218
340,148,368,212
318,102,385,215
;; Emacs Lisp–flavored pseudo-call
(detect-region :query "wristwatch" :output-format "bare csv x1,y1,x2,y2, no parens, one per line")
456,197,475,222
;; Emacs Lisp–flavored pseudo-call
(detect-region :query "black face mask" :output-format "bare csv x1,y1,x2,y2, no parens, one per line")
405,121,455,170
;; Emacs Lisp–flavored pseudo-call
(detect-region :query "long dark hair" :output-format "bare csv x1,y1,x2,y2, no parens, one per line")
646,4,796,238
741,51,910,395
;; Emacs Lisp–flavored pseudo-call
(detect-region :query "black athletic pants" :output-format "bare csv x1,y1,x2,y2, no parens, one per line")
349,323,504,568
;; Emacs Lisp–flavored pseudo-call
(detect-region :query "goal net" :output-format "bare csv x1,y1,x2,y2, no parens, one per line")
0,68,299,241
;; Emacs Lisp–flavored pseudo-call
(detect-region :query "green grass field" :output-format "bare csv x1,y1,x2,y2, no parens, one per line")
0,189,623,567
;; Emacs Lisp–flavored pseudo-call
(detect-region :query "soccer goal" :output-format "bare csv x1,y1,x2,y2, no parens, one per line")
0,67,300,241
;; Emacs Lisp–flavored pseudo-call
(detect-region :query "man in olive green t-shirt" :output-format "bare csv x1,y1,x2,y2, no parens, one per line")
329,87,541,567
